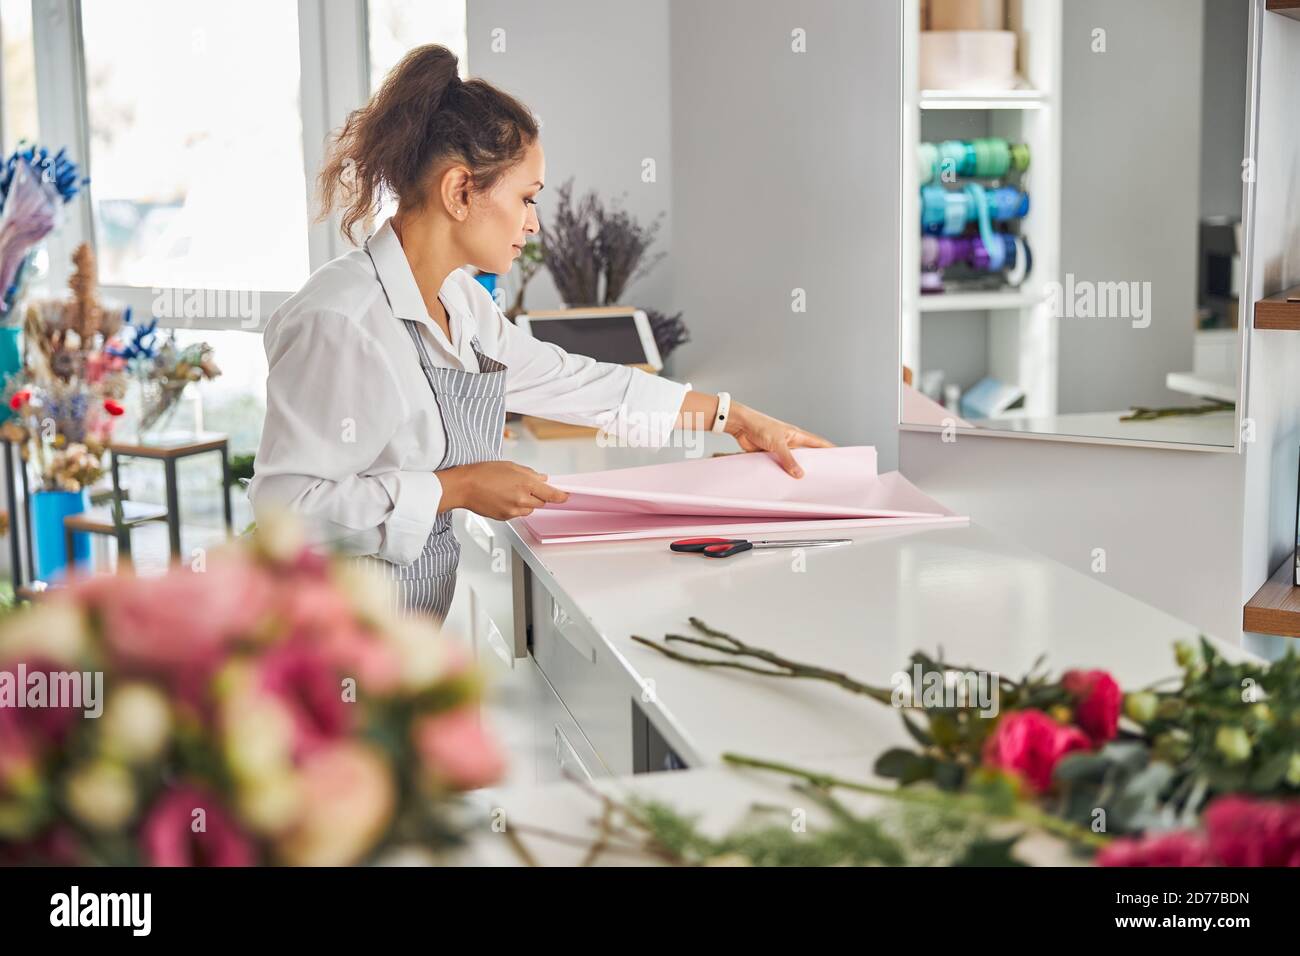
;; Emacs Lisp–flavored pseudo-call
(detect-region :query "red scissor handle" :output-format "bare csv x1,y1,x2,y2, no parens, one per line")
700,540,753,558
669,537,753,558
669,537,736,552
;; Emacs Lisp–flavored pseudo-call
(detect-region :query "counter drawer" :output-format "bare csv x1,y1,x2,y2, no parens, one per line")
455,510,517,652
529,580,635,776
534,664,610,785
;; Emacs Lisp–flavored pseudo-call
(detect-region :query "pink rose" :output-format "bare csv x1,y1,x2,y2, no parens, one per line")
413,706,506,791
279,581,401,693
256,639,353,758
1203,796,1300,867
0,656,83,753
1096,830,1209,867
140,785,256,866
77,558,277,682
981,709,1091,794
276,742,395,866
1062,669,1122,745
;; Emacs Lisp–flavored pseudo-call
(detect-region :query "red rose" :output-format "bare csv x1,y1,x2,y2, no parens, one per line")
1203,795,1300,867
140,784,256,867
9,389,30,411
1062,669,1122,745
981,709,1091,794
1096,831,1209,867
103,399,125,416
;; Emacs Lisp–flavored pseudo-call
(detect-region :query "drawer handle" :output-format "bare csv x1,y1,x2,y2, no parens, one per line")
464,512,493,554
551,596,596,663
554,726,593,782
485,618,513,670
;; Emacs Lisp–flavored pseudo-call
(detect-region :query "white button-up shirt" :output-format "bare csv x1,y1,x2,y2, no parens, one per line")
249,218,691,565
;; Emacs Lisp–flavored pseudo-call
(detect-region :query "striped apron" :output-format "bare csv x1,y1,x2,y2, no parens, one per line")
359,244,508,621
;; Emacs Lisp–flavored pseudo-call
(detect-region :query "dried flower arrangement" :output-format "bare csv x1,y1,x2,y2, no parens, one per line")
535,179,689,360
2,244,131,492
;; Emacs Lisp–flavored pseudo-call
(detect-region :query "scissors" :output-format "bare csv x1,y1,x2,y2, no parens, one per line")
669,536,853,558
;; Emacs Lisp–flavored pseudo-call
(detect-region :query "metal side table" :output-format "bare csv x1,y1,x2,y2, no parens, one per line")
108,432,234,561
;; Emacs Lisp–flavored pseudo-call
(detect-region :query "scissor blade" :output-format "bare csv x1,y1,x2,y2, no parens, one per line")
751,538,853,549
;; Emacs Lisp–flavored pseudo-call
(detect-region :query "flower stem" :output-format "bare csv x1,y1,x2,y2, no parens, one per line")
721,752,1109,851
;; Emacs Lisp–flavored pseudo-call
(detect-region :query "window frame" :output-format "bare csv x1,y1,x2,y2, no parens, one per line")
25,0,376,332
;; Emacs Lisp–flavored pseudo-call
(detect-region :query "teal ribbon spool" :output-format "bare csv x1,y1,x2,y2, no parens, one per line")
919,138,1029,182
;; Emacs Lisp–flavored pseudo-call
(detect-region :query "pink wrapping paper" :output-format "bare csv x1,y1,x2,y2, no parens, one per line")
518,446,968,543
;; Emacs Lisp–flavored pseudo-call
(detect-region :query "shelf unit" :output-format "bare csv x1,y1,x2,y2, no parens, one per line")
1266,0,1300,22
1252,283,1300,330
1243,559,1300,638
901,0,1062,420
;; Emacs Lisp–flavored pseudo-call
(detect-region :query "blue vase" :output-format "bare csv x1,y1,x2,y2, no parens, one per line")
32,489,91,581
0,326,21,424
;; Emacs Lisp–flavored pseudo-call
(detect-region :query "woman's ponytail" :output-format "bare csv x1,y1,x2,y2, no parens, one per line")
317,44,539,243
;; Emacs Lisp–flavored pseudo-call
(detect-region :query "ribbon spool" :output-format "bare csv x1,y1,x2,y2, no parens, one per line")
919,138,1030,183
920,184,1030,236
920,234,1033,292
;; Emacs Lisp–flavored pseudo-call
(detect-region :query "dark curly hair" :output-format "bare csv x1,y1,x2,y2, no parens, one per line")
317,44,539,243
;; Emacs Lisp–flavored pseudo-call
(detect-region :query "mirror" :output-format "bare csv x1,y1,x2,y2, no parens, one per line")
900,0,1254,448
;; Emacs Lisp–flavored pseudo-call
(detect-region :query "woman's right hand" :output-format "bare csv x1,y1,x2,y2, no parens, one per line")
437,461,570,519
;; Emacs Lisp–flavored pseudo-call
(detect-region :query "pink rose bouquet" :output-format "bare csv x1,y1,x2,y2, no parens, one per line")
0,513,504,866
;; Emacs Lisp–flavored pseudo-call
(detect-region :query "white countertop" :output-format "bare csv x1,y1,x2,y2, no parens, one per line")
499,429,1244,771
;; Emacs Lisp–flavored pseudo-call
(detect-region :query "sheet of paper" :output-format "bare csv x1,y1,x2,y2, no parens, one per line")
520,470,968,543
543,446,937,519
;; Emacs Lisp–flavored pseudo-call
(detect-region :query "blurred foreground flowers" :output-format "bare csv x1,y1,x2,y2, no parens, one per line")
0,513,504,865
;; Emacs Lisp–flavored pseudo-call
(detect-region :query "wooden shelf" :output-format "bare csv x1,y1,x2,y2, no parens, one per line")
1267,0,1300,22
1253,284,1300,330
1244,559,1300,638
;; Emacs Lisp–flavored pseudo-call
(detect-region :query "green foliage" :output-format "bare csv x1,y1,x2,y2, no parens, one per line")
627,787,1029,868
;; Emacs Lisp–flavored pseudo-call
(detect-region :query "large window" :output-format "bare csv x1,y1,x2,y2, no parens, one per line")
367,0,467,92
20,0,467,454
81,0,310,291
1,0,39,150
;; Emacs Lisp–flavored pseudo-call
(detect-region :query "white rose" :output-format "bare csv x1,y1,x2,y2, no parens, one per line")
101,683,172,764
65,761,136,831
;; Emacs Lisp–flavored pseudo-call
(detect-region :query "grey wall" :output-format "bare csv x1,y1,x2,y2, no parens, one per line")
667,0,902,467
467,0,900,462
466,0,674,315
1200,0,1250,220
1056,0,1203,415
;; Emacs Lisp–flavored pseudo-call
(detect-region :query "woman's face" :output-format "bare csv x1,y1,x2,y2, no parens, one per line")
462,139,544,276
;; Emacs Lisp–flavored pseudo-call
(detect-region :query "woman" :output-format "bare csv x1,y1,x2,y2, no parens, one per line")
250,44,833,621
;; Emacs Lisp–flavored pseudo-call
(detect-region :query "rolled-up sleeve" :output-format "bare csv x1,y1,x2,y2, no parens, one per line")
492,304,690,448
249,309,440,564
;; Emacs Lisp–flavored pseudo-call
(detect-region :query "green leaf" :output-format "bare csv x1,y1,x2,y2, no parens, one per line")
874,748,933,784
933,760,965,791
952,835,1027,867
1249,750,1292,790
1053,752,1112,782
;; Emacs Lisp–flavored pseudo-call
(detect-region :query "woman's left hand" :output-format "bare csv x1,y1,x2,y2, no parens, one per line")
726,402,834,478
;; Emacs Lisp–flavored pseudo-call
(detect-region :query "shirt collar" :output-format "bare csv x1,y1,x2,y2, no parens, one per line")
366,217,470,350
